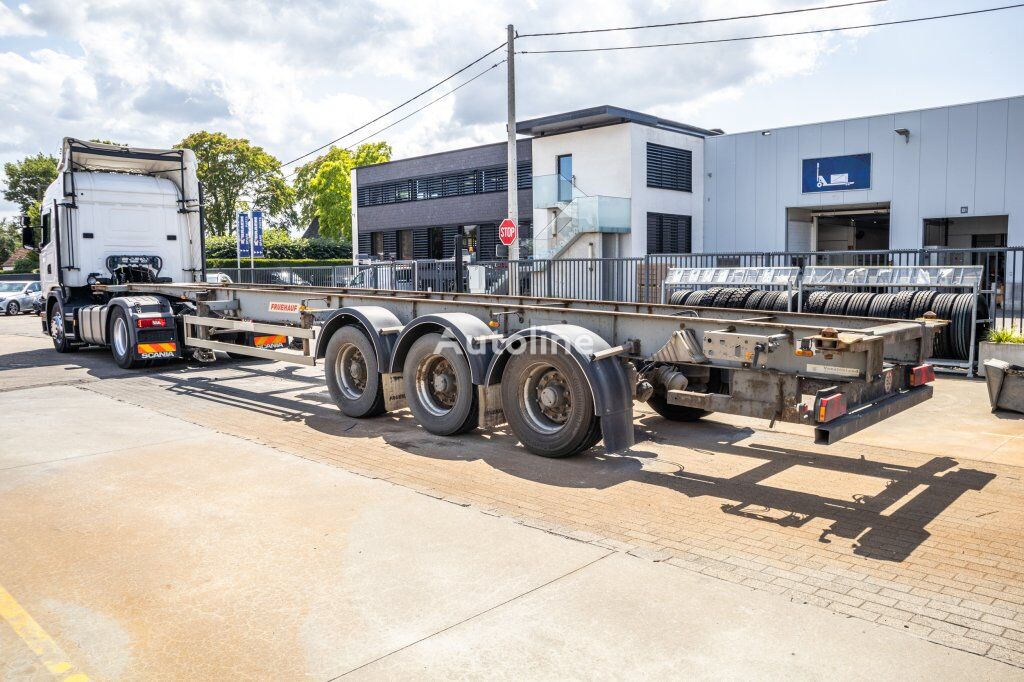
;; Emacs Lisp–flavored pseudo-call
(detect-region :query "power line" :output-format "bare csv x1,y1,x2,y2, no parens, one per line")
517,0,885,38
517,3,1024,54
277,42,506,170
284,59,506,179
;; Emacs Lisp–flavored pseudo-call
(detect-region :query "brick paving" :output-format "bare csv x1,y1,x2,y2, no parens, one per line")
69,358,1024,668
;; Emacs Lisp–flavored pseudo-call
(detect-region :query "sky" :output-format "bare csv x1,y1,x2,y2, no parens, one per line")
1,0,1022,216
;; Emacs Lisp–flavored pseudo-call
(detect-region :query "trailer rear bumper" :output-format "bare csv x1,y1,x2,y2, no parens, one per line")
813,385,933,445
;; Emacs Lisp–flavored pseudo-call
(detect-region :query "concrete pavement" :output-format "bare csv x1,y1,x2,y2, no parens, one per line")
1,313,1022,678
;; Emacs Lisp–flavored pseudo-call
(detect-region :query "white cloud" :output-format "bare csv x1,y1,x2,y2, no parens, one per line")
0,0,883,214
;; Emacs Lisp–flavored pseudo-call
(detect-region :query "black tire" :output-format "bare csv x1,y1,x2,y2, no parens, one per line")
824,292,855,316
647,393,708,422
500,347,599,458
778,291,800,312
324,326,386,418
847,292,875,317
683,290,705,306
745,290,769,311
726,287,757,309
930,293,957,358
697,287,725,308
890,291,916,320
805,291,831,314
711,287,736,308
668,289,691,305
5,301,19,316
403,333,478,436
761,291,783,311
109,307,144,369
909,290,939,319
48,302,77,353
867,293,895,318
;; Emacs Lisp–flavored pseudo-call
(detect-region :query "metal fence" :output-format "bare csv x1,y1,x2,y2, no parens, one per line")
208,246,1023,332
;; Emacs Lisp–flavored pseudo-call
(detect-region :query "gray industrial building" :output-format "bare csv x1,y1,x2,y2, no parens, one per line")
703,96,1024,254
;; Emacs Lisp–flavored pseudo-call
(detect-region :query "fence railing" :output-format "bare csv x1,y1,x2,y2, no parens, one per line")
208,246,1023,332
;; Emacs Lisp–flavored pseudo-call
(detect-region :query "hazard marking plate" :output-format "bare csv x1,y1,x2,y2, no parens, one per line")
269,301,301,313
807,363,861,378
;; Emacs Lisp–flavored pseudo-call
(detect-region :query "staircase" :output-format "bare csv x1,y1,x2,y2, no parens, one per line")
531,175,631,261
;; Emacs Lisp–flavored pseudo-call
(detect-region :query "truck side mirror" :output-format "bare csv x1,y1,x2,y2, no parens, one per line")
21,225,36,248
63,170,75,197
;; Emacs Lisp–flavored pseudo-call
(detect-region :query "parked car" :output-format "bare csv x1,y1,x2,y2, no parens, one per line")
0,280,42,315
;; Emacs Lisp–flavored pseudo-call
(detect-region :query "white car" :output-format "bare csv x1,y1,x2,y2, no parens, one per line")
0,280,42,316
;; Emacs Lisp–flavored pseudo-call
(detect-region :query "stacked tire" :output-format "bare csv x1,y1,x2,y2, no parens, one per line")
667,286,987,360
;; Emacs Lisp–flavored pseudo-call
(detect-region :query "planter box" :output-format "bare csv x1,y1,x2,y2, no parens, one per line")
979,341,1024,377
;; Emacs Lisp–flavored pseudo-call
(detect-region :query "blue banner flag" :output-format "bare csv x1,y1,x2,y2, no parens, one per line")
251,210,264,258
237,211,251,257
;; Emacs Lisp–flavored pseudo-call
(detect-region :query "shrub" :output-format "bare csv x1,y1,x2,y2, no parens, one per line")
205,258,352,269
12,251,39,273
204,229,351,261
987,327,1024,344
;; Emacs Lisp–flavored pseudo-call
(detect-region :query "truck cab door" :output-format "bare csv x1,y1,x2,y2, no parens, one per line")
38,208,59,295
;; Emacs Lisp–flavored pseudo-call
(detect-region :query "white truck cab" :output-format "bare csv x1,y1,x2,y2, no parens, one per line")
27,138,205,358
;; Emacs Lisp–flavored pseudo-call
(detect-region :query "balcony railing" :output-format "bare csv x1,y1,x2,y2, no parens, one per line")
532,174,584,208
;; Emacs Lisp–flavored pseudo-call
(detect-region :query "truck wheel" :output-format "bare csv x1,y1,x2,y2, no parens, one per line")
324,326,385,418
403,333,478,435
500,348,598,458
110,307,144,369
49,304,77,353
646,394,708,422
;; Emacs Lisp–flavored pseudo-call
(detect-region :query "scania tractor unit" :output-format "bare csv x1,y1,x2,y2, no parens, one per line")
25,138,941,458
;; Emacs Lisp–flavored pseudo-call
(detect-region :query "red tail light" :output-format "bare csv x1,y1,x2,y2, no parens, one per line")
910,364,935,386
816,394,847,423
137,317,168,329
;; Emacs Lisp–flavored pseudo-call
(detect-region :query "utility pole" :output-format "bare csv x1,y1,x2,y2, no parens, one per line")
506,24,520,293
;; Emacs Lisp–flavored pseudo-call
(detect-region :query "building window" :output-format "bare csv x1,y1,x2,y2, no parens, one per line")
646,143,692,192
371,231,384,257
556,154,573,202
357,161,533,208
646,212,692,254
397,230,414,260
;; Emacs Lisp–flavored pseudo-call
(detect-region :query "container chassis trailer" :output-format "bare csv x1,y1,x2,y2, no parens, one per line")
84,281,943,456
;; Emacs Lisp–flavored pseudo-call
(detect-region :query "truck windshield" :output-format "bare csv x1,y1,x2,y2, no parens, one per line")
0,283,27,292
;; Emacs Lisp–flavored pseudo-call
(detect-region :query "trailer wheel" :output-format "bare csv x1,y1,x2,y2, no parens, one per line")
646,394,708,421
325,326,386,418
403,332,478,436
109,307,145,369
500,348,598,458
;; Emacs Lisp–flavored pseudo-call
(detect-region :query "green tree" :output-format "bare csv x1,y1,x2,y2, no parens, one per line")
294,141,391,241
0,217,19,264
177,131,294,236
2,152,58,214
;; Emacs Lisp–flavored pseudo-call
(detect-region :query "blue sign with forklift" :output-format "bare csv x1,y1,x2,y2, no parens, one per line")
802,153,871,193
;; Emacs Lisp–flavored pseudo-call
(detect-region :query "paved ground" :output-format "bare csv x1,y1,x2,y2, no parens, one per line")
2,312,1024,679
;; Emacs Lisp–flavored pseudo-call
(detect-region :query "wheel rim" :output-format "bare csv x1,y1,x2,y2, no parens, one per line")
51,311,65,343
113,316,128,357
7,302,16,315
415,354,458,417
335,343,368,400
521,362,572,434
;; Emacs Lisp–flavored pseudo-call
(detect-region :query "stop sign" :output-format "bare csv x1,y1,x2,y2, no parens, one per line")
498,218,518,246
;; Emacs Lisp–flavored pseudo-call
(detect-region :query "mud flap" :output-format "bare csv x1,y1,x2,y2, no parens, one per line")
382,372,407,411
478,383,506,429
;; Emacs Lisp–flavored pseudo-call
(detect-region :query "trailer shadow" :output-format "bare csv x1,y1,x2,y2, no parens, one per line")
133,362,997,564
13,348,994,566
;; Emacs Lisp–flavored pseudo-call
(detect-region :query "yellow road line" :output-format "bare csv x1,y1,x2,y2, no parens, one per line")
0,583,89,680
